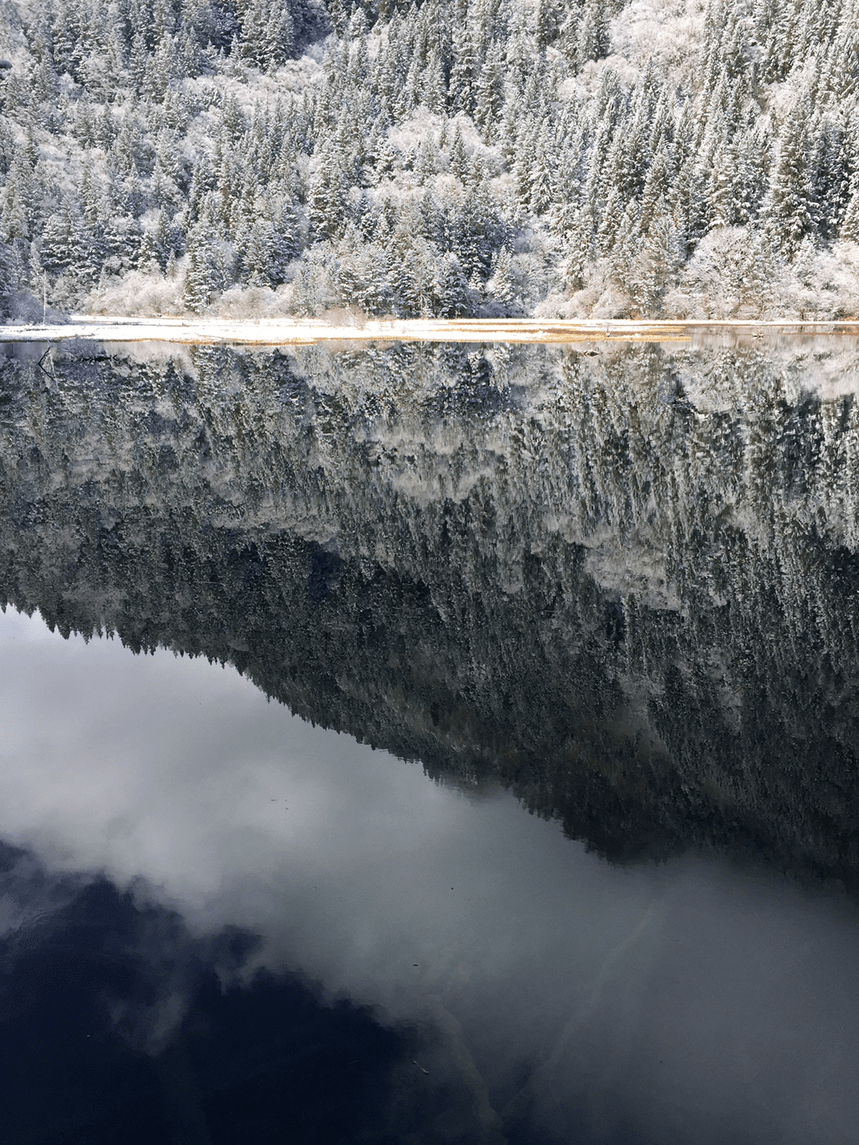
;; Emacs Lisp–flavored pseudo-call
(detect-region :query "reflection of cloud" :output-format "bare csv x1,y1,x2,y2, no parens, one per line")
0,843,84,938
1,608,859,1143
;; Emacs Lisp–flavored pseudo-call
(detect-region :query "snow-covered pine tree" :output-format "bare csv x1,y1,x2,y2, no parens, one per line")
433,250,470,316
767,87,817,253
41,198,91,279
487,246,514,314
0,238,17,315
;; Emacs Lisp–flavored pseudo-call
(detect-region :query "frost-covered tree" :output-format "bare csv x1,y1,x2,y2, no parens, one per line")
433,251,470,317
486,246,515,314
41,200,92,277
0,238,17,316
183,212,231,310
767,91,818,253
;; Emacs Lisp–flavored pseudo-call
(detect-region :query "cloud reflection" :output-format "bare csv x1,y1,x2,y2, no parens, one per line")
1,607,858,1144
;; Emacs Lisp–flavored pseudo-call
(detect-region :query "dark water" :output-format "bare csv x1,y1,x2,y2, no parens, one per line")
1,336,859,1144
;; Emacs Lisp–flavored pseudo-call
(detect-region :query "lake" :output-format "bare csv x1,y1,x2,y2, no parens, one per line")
1,334,858,1144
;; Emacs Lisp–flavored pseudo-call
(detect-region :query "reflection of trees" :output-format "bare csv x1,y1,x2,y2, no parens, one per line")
1,339,859,884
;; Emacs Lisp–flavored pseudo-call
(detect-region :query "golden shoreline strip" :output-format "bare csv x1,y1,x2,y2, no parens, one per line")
2,317,859,346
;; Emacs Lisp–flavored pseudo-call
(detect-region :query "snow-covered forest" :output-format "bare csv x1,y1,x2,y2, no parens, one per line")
1,0,859,320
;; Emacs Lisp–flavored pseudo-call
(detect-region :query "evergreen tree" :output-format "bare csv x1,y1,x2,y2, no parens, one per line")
308,142,352,241
807,112,851,242
422,46,447,116
840,172,859,243
449,25,478,115
577,0,611,67
767,91,817,253
433,251,470,316
487,246,514,314
0,238,17,316
183,228,219,311
41,199,91,277
449,122,468,180
101,213,141,272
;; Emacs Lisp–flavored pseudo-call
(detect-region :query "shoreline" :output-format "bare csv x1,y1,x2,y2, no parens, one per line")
3,316,859,346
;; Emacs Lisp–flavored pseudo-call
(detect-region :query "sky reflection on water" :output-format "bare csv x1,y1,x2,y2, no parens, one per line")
2,606,859,1144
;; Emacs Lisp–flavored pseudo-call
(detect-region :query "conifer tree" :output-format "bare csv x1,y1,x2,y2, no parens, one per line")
308,142,352,241
487,246,514,314
41,199,91,277
422,47,447,116
449,25,477,115
183,215,226,309
1,161,35,245
529,125,553,215
562,206,594,293
103,213,143,272
577,0,610,67
807,112,851,242
449,122,468,180
433,250,470,316
0,238,17,315
767,91,817,253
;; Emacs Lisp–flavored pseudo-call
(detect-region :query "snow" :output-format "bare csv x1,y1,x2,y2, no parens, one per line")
609,0,707,75
2,316,859,346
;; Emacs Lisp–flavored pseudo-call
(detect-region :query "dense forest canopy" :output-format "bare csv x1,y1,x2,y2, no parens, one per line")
1,0,859,319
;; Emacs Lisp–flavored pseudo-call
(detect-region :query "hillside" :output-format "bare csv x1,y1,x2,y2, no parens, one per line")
1,0,859,320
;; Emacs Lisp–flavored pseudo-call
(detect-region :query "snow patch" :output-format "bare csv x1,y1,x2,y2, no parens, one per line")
610,0,707,74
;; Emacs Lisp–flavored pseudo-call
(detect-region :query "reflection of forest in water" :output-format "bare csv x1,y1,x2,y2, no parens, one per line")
2,337,859,884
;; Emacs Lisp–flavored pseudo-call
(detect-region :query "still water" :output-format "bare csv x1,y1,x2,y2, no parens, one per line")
1,336,859,1144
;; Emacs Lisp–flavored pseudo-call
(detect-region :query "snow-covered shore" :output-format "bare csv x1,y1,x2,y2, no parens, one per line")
3,317,859,346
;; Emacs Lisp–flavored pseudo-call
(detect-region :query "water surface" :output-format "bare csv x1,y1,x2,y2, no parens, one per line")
1,336,859,1143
